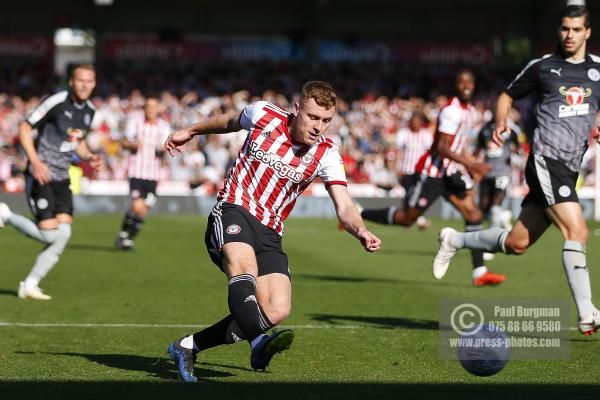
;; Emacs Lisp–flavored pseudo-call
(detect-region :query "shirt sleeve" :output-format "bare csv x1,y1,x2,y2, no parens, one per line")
437,105,462,135
26,92,67,128
505,58,542,100
239,100,270,131
318,145,347,187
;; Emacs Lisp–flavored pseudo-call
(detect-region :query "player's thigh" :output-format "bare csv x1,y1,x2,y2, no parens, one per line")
404,174,442,216
505,203,550,254
221,242,259,278
545,202,588,242
448,190,482,223
55,213,73,225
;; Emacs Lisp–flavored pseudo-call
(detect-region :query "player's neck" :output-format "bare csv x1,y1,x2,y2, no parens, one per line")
563,44,587,62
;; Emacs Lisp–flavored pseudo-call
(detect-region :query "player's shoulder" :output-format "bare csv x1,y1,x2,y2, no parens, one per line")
588,53,600,64
245,100,289,118
439,97,464,116
38,90,69,109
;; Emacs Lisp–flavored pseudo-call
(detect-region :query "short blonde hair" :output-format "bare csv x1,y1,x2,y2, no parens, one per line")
300,81,337,109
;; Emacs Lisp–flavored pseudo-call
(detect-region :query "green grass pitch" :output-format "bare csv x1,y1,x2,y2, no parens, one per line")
1,214,599,399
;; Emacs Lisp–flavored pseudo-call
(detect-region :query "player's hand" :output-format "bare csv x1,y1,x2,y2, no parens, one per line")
31,160,50,185
88,154,102,172
468,162,491,182
357,228,382,253
492,124,509,147
164,129,194,157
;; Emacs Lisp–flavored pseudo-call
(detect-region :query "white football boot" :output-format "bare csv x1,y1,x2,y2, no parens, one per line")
18,281,52,300
0,202,10,228
500,210,513,231
432,228,459,280
578,308,600,336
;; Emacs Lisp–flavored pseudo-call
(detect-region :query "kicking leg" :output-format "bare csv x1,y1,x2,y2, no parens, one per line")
432,202,550,279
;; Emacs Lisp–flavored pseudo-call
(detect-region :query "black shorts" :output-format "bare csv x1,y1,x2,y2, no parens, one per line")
523,154,579,208
204,202,290,279
479,175,510,200
25,175,73,221
130,178,157,206
404,172,473,212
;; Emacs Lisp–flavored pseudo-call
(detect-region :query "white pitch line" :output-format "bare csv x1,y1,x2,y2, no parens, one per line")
0,322,362,330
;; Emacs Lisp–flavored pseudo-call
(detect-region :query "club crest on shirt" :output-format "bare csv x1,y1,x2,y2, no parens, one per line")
226,224,241,235
84,113,92,126
588,68,600,82
300,153,314,166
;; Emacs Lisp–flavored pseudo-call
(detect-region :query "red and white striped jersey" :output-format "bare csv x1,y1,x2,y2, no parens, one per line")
395,127,433,175
415,97,477,178
217,101,347,235
125,117,170,181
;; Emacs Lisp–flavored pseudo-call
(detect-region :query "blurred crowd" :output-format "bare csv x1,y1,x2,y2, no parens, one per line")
0,62,597,195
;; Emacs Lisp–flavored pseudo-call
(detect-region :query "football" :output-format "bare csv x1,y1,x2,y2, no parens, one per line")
458,323,511,377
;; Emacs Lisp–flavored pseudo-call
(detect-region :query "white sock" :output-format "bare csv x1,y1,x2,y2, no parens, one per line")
490,205,503,228
250,333,268,349
472,266,488,279
180,335,196,350
24,276,40,288
562,241,594,319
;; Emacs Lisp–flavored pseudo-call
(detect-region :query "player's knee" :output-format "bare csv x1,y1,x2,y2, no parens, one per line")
564,225,588,243
464,209,483,224
505,236,528,255
266,302,291,325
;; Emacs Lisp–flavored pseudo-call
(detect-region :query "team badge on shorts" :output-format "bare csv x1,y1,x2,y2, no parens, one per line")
558,185,571,198
131,189,141,199
418,197,428,208
37,198,49,210
226,224,241,234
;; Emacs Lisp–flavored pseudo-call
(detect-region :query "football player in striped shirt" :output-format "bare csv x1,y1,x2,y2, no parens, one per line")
163,81,381,382
115,96,170,250
362,70,507,286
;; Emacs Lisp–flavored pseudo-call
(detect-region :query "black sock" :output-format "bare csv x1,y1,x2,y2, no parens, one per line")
120,211,144,239
465,222,484,269
192,315,246,351
361,207,396,225
227,274,273,343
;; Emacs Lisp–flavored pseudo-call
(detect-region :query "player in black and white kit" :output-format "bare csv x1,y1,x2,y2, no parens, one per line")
434,6,600,335
0,64,99,300
475,119,521,230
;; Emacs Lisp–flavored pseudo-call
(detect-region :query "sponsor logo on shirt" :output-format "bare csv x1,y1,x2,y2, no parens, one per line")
59,128,85,152
249,142,303,183
558,86,592,118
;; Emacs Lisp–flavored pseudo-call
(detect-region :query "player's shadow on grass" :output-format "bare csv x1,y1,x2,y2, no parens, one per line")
41,352,234,380
68,244,120,253
297,273,398,284
0,288,18,297
310,314,438,330
297,273,465,287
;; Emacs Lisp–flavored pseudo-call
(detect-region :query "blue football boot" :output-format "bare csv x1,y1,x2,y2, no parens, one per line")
167,338,198,383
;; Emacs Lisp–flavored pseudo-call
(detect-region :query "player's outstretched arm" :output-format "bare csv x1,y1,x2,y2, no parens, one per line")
164,111,242,156
327,184,381,253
